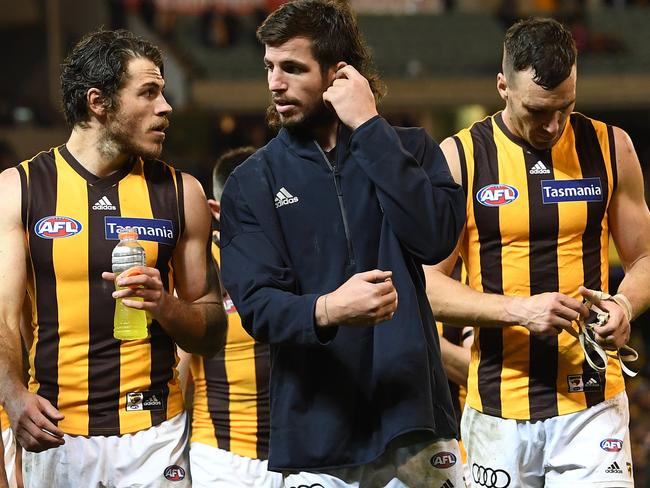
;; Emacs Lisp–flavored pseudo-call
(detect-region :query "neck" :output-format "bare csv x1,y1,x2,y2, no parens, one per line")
312,119,339,152
66,125,130,178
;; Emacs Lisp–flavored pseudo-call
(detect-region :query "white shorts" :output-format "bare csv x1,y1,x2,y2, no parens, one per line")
23,412,191,488
461,392,633,487
190,442,283,488
283,437,466,488
2,427,17,488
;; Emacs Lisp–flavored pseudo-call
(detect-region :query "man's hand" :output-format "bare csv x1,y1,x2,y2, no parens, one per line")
507,292,589,336
5,390,64,453
102,267,171,319
316,270,398,327
322,64,378,131
580,286,630,350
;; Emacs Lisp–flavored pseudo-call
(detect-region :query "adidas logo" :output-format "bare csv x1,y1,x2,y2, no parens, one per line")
585,377,599,386
274,187,299,208
440,480,454,488
606,461,623,474
92,196,116,210
529,161,551,175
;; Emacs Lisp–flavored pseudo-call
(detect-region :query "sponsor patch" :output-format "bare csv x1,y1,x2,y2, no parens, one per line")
567,373,602,393
600,438,624,452
541,177,603,204
34,216,82,239
125,390,164,412
476,184,519,207
224,293,237,314
430,451,457,469
105,217,174,246
164,465,186,481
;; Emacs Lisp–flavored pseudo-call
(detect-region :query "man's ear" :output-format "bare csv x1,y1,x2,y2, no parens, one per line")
496,72,508,102
327,61,348,84
207,199,221,221
87,88,108,118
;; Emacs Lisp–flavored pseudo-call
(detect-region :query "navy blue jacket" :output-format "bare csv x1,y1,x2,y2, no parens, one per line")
220,116,465,471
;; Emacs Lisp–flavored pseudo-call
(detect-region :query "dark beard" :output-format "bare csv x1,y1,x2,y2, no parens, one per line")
266,100,336,137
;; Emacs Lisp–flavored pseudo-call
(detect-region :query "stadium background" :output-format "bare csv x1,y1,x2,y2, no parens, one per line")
0,0,649,484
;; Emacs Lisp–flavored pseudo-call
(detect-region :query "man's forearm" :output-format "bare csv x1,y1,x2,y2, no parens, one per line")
616,254,650,321
156,294,227,356
427,270,520,327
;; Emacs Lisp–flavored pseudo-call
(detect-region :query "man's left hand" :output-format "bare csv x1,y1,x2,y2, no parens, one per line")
102,267,170,318
580,286,630,350
323,64,378,130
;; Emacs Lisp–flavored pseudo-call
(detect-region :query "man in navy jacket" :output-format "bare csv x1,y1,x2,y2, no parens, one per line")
220,1,466,486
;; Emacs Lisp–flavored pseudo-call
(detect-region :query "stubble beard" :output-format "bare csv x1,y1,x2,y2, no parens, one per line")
266,99,336,136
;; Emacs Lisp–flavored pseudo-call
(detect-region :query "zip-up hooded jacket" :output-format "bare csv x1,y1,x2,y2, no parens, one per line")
220,115,466,471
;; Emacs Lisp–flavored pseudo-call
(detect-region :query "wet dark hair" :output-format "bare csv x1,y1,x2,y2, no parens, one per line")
60,29,163,127
257,0,385,99
503,17,577,90
212,146,256,200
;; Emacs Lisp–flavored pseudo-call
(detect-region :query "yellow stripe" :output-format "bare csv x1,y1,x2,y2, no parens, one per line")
52,148,90,435
456,127,483,413
117,159,155,433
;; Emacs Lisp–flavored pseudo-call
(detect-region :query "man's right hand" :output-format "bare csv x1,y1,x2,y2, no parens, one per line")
5,390,65,452
316,270,398,327
507,292,589,336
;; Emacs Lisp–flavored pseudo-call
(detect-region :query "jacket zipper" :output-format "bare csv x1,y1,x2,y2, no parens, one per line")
315,143,356,265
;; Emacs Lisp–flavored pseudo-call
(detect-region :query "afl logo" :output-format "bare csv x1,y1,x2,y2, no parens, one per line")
163,465,186,481
600,438,623,452
430,451,457,469
476,184,519,207
34,216,82,239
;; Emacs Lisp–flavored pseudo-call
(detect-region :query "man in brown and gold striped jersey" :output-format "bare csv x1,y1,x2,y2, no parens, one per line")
426,17,650,487
182,147,281,488
0,29,227,487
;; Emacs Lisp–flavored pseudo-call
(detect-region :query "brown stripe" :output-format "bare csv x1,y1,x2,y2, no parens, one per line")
454,136,468,199
144,159,178,425
87,184,122,434
608,125,617,192
17,165,28,228
204,354,230,451
27,153,60,410
573,115,609,406
525,148,560,420
470,119,503,416
175,169,186,238
253,341,271,459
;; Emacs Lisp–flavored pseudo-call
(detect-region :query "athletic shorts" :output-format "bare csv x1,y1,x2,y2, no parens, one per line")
461,392,633,487
190,442,283,488
2,427,17,488
23,412,190,488
283,437,466,488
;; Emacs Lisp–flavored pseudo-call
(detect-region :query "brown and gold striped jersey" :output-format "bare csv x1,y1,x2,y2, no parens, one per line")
454,112,624,421
18,145,185,436
189,243,270,459
0,406,9,432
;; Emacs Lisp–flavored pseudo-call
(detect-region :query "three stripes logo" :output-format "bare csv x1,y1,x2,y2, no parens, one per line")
440,479,455,488
275,187,299,208
529,161,551,175
92,196,116,210
605,461,623,474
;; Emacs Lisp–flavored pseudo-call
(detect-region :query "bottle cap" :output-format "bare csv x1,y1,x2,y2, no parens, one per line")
117,226,139,240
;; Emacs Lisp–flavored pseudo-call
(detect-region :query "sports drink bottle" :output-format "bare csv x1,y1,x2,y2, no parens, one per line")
112,227,148,340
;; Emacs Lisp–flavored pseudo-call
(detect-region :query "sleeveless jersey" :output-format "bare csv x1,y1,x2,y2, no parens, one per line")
17,145,185,436
189,243,270,460
453,112,624,421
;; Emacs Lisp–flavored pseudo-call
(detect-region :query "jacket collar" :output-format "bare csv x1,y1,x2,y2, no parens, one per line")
277,123,353,165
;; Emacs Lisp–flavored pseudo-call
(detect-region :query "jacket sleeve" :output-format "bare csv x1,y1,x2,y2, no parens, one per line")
350,116,465,265
219,174,332,346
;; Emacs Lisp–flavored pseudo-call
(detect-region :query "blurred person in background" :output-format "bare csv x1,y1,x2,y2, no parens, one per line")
180,147,282,488
426,17,650,487
0,29,228,487
220,1,466,486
